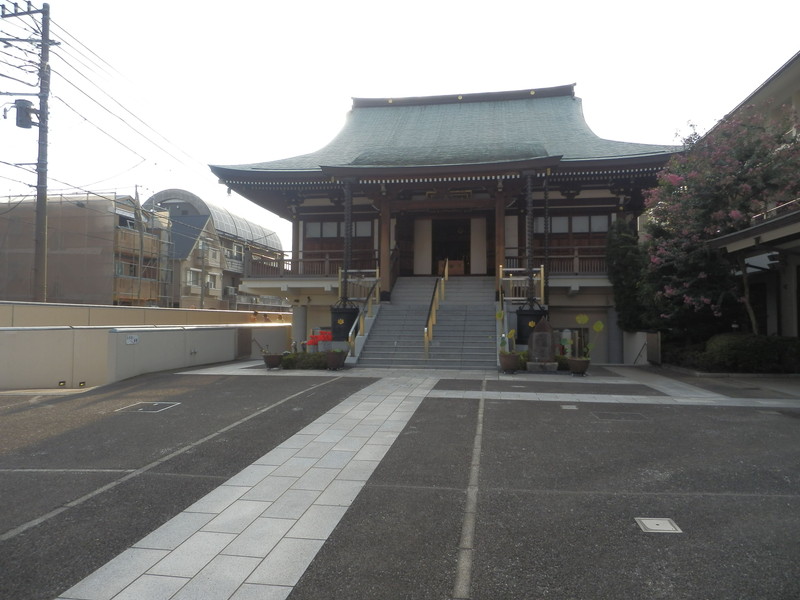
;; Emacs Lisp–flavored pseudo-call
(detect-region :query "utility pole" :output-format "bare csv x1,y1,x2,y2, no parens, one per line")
2,2,52,302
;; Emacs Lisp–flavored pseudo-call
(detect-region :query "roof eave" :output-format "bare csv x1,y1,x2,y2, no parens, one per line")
320,156,563,179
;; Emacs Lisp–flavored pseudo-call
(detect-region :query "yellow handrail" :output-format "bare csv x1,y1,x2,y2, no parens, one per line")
424,260,447,358
346,267,380,356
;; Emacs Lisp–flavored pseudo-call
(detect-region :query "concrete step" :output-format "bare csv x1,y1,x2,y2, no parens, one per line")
357,276,499,370
356,357,498,369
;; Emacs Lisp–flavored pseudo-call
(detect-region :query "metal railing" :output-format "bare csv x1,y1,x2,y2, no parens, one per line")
752,197,800,224
424,259,448,358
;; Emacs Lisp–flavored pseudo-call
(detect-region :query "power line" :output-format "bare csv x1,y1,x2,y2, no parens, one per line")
52,94,146,160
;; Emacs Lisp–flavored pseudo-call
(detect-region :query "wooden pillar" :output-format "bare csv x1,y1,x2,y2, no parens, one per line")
291,219,300,254
341,179,353,302
292,218,301,275
494,192,506,281
379,197,391,295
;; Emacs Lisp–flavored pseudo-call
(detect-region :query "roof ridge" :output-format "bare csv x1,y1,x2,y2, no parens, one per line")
352,84,576,109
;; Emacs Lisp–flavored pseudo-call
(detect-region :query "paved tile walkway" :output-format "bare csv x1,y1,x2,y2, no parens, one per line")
58,370,439,600
56,363,799,600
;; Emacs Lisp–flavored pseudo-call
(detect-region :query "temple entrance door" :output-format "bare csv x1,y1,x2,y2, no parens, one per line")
432,218,470,275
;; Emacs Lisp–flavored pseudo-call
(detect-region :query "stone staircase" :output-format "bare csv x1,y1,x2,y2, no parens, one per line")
357,276,498,369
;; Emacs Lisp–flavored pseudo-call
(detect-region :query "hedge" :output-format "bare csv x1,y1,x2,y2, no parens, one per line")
667,334,800,373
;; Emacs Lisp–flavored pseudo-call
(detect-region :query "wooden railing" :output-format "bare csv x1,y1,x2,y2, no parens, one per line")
424,259,448,358
339,268,380,302
498,264,544,304
247,250,378,278
504,246,607,275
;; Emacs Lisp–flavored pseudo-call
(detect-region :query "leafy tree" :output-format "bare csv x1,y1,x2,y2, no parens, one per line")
606,218,650,332
641,103,800,339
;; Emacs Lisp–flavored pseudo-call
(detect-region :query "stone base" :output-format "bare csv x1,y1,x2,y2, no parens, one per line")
526,361,558,372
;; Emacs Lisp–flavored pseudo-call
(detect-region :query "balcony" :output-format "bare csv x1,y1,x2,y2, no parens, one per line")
247,250,378,278
115,228,161,255
752,197,800,224
505,246,607,275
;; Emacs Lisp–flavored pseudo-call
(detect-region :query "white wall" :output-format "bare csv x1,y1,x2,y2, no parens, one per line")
622,331,649,365
0,324,290,390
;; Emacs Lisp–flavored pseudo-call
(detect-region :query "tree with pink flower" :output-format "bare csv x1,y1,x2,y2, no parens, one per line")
638,102,800,340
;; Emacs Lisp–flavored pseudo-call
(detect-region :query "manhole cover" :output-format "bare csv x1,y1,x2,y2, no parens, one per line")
593,412,646,421
116,402,180,413
635,517,682,533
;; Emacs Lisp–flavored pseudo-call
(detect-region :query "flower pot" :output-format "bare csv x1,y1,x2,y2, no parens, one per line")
263,354,282,369
499,352,522,374
326,350,347,370
566,357,590,376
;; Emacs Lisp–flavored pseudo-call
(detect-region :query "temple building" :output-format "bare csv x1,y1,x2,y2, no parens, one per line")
210,84,680,364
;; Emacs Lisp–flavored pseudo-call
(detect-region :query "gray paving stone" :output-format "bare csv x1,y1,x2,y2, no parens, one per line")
287,505,348,540
61,548,169,600
170,555,261,600
201,500,271,534
134,512,216,551
242,476,297,502
148,532,236,578
261,490,321,520
184,485,250,515
292,467,338,491
222,517,294,558
246,538,325,586
112,574,187,600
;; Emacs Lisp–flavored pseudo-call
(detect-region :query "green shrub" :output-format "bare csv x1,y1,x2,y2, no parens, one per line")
699,334,800,373
662,342,706,370
279,352,328,370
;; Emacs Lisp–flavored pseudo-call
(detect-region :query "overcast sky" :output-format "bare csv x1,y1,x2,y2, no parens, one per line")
1,0,798,249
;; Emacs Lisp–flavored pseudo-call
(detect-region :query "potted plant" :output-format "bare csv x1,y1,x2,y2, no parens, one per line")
325,348,348,370
565,314,604,376
498,329,523,373
253,340,282,369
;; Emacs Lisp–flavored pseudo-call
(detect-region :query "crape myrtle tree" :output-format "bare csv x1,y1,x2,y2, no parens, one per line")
640,102,800,341
606,217,651,332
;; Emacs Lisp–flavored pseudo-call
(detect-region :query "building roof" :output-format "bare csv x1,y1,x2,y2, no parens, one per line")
144,189,282,251
724,50,800,118
170,215,211,260
210,84,679,180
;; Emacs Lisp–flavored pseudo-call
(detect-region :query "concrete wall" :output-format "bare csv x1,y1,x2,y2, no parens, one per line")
0,324,291,391
0,301,275,328
623,331,649,365
0,301,292,390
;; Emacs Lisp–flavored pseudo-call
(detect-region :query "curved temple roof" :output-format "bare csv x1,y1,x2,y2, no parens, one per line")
210,84,679,180
144,189,282,251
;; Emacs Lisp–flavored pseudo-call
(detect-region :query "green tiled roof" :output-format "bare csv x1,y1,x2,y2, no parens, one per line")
210,85,678,178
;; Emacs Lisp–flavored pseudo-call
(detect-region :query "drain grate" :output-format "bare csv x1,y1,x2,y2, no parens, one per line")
593,412,646,421
116,402,180,413
635,517,682,533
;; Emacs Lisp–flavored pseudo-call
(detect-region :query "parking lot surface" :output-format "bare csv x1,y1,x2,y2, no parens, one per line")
1,363,798,599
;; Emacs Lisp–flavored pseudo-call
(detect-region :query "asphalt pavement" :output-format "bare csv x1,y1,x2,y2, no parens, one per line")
0,362,798,600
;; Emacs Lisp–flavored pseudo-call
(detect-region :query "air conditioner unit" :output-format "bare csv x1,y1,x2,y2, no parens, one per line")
225,286,237,296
